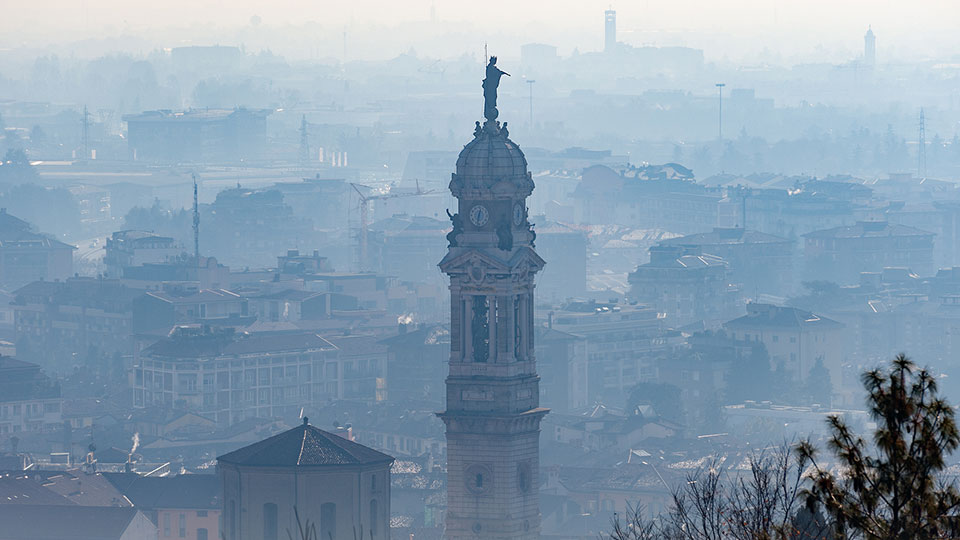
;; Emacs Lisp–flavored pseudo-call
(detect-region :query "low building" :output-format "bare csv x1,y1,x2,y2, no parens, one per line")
0,357,61,438
218,418,394,540
133,327,340,426
723,303,848,405
536,327,589,413
248,289,357,323
804,221,936,284
12,278,144,370
105,230,180,279
628,245,739,327
104,473,221,540
533,219,588,301
133,287,251,335
658,227,795,295
367,214,449,283
548,301,672,404
0,505,157,540
0,209,74,290
277,249,332,276
379,324,449,405
124,108,270,164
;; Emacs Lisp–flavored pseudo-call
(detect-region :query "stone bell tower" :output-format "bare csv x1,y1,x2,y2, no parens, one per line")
438,58,547,540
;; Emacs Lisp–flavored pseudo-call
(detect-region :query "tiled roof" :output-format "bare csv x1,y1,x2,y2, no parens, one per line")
218,420,394,467
724,303,843,330
103,472,220,510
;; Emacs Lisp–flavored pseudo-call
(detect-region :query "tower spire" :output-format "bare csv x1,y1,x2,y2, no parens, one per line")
438,61,546,540
192,173,200,265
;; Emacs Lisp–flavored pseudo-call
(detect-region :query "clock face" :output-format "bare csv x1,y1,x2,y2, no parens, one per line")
469,204,489,227
513,203,525,226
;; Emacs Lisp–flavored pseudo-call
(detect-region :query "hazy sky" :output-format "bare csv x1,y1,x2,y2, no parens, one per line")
3,0,959,64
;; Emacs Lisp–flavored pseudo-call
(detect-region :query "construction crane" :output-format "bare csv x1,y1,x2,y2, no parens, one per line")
350,181,433,272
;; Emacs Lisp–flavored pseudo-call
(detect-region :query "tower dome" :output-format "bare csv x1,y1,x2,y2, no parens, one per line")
451,121,533,197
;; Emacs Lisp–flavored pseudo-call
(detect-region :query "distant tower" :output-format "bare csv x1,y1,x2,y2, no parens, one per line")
864,26,876,67
604,9,617,53
438,65,547,539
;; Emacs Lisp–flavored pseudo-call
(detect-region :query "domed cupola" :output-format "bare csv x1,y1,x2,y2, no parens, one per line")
451,120,534,198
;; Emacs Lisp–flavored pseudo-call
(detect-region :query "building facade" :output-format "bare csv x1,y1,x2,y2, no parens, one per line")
132,327,340,426
723,303,848,405
437,102,548,538
0,357,62,437
803,221,936,284
628,245,738,327
218,419,394,540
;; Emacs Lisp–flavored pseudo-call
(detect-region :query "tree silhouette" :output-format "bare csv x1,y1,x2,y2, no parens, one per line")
797,354,960,538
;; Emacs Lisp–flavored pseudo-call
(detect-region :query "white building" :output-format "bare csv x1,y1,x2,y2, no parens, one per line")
132,327,339,426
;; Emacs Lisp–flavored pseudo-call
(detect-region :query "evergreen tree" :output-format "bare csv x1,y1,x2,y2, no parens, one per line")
805,356,832,407
797,355,960,538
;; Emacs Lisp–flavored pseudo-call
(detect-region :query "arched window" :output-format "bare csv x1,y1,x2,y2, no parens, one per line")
263,503,278,540
369,499,378,536
320,503,336,540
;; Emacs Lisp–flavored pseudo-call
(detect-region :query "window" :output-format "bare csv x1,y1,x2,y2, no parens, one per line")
197,529,208,540
772,335,779,343
320,503,336,540
369,499,378,536
196,511,207,517
179,513,186,538
263,503,278,540
371,474,377,492
163,513,171,537
476,473,484,489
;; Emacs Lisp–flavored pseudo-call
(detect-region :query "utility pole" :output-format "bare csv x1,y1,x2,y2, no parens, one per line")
918,108,927,178
715,83,725,142
526,79,536,130
192,174,200,266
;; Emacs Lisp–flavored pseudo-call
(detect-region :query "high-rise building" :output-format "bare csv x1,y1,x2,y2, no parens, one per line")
604,9,617,52
438,68,548,539
864,26,876,67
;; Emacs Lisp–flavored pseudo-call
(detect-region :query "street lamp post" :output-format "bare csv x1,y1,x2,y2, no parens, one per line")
527,79,536,130
715,83,725,142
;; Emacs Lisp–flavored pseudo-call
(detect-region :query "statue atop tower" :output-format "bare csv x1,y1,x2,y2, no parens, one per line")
482,56,510,121
439,60,547,540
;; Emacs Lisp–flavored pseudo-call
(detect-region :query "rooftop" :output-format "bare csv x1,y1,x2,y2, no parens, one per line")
661,228,791,247
103,472,220,510
725,303,843,330
804,221,935,240
0,504,144,540
143,329,336,359
217,419,394,467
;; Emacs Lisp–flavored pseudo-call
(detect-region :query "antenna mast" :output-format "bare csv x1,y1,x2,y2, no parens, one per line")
298,115,310,168
918,108,927,178
192,174,200,266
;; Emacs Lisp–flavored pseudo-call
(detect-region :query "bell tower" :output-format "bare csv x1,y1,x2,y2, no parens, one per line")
438,62,547,540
